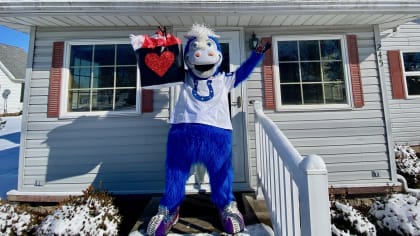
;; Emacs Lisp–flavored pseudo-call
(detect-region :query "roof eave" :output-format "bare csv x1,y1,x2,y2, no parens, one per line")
1,1,420,16
0,61,25,83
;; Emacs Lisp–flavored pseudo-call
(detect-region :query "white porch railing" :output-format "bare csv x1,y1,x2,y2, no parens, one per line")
253,101,331,236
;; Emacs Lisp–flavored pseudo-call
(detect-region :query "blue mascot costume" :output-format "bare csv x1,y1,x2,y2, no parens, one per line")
144,24,270,236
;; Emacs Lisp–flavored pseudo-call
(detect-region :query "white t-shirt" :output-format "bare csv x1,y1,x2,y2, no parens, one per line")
170,72,236,130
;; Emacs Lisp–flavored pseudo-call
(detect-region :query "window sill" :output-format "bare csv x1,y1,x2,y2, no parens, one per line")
275,104,354,112
58,111,141,119
405,95,420,99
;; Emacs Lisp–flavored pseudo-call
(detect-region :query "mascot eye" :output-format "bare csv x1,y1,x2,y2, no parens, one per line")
192,42,199,49
206,41,213,47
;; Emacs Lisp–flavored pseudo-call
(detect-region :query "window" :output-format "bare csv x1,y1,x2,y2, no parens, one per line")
402,52,420,96
273,35,350,108
66,43,138,113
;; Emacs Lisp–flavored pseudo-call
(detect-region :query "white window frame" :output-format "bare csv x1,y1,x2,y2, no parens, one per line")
60,39,141,118
272,34,353,111
401,50,420,98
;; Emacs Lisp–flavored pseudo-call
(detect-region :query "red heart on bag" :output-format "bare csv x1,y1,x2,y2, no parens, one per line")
144,51,175,77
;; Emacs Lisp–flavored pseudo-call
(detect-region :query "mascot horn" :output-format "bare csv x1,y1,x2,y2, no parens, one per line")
146,24,270,236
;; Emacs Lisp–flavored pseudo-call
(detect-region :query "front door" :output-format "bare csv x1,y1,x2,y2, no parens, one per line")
174,30,248,192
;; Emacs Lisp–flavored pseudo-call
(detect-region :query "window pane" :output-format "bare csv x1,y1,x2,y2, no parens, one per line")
117,44,137,65
324,83,346,103
115,89,136,111
91,90,113,111
278,41,298,61
220,43,231,73
276,37,348,106
69,90,90,111
321,40,342,60
94,45,115,66
406,76,420,95
281,84,302,105
93,67,114,88
70,67,91,89
299,40,319,61
403,52,420,72
70,45,92,67
323,61,344,82
301,62,321,82
302,84,323,104
279,63,300,83
116,67,137,87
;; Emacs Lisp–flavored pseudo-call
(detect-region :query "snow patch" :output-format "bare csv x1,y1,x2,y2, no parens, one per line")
0,201,34,235
369,193,420,236
331,201,376,236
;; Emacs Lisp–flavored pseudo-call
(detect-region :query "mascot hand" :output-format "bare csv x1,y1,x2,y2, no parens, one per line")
255,42,271,54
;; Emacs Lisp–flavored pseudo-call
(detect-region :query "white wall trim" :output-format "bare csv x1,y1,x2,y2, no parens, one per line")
0,61,25,83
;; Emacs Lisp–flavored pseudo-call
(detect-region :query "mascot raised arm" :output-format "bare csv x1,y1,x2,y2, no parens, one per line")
140,24,270,236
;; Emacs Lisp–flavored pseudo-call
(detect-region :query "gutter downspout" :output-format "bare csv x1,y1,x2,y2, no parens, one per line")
373,24,398,184
396,174,420,197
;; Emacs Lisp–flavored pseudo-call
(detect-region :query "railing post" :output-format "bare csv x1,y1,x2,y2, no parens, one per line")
253,101,331,235
299,155,331,236
254,101,264,200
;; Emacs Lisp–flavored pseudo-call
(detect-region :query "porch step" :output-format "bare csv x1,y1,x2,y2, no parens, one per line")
129,193,272,235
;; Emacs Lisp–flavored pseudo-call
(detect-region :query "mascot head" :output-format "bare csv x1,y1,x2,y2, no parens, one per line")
184,24,223,79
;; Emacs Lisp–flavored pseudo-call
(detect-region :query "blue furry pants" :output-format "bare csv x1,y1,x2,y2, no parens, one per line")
160,123,235,213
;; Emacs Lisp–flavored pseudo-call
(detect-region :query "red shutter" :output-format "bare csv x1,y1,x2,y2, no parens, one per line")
261,37,276,110
48,41,64,117
141,89,154,112
346,35,365,108
387,50,406,99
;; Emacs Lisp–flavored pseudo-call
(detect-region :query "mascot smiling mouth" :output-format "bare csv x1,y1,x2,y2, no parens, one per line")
195,64,216,72
186,53,223,79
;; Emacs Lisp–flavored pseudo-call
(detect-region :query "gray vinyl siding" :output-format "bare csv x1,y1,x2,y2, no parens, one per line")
22,27,171,194
380,19,420,146
22,24,393,195
245,26,392,187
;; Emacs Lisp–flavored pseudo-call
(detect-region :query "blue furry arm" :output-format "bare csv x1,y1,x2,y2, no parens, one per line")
233,51,264,88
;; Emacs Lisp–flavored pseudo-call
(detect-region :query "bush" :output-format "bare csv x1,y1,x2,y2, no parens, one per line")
394,144,420,188
0,199,37,235
36,186,121,236
369,193,420,236
331,200,376,236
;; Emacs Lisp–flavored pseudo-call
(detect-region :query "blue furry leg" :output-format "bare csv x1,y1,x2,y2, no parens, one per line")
159,124,194,213
160,123,236,213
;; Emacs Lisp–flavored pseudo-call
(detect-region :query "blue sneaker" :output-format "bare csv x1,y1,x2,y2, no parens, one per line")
219,201,245,234
146,205,179,236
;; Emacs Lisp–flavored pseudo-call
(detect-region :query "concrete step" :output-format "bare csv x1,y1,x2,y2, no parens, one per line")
129,193,272,235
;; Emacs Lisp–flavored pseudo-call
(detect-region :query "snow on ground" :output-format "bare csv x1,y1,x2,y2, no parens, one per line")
0,116,21,200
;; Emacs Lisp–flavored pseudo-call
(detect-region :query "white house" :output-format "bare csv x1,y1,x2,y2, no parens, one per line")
0,0,419,202
0,44,25,114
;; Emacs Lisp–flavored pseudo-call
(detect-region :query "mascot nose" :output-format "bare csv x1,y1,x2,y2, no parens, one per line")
208,51,215,57
195,51,201,57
